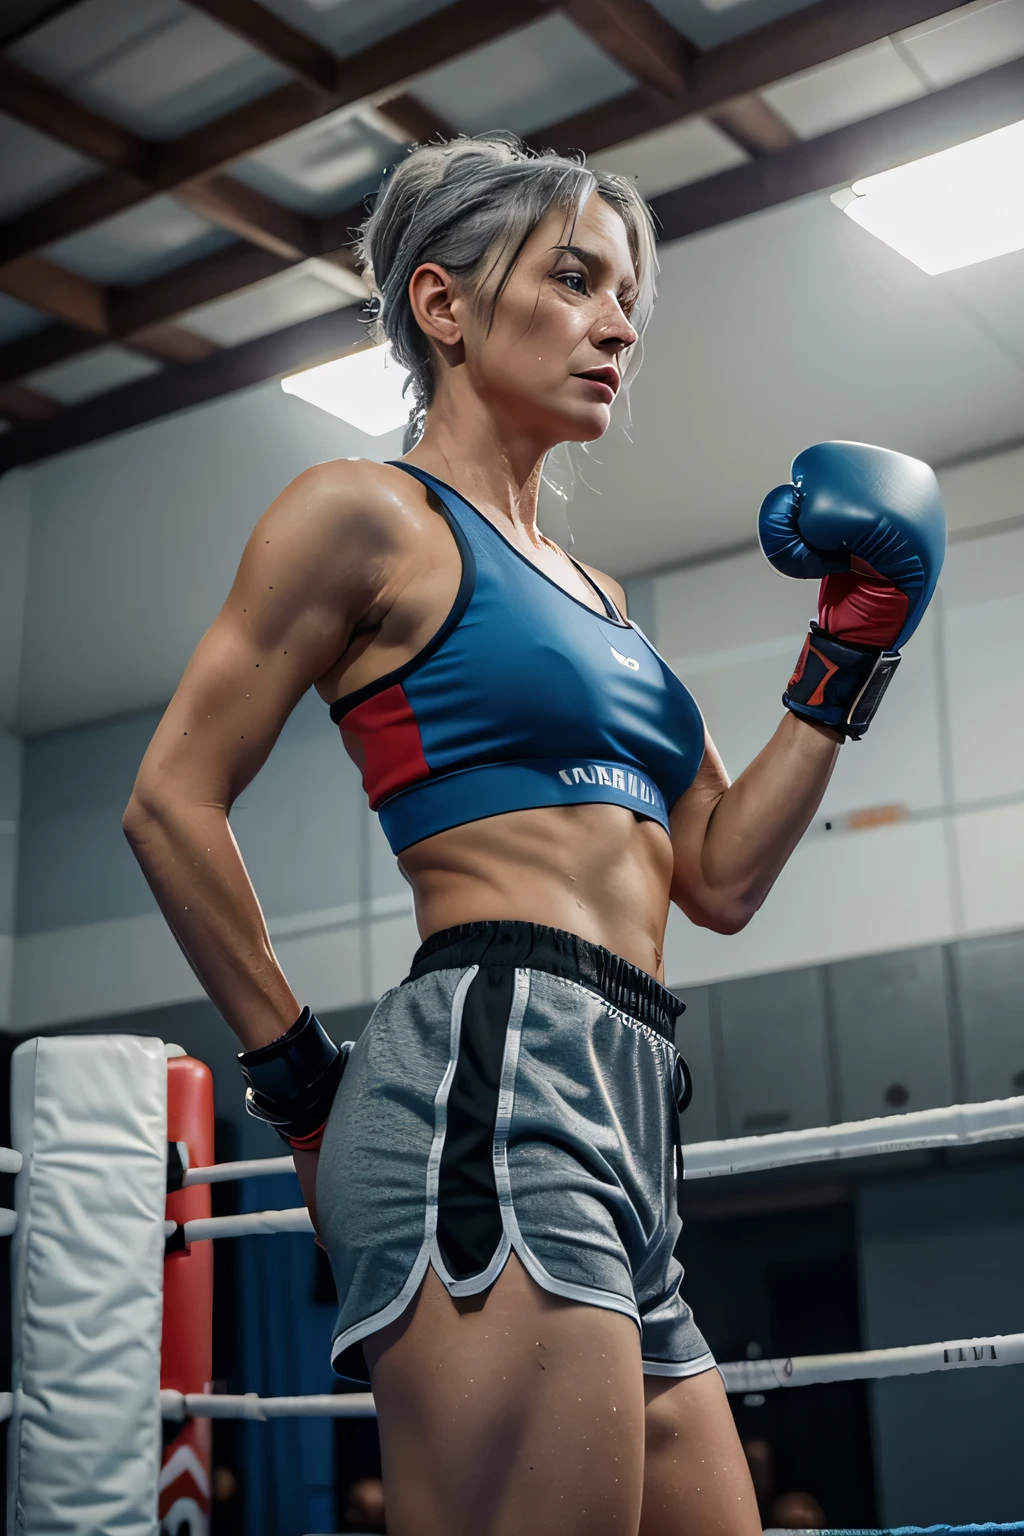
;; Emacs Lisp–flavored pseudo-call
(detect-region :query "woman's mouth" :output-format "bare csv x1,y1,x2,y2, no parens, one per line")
573,368,619,404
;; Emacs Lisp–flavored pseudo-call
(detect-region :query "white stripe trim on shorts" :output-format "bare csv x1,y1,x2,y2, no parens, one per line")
330,966,479,1370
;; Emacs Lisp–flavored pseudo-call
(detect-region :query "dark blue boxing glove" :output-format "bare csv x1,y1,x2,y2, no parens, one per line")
758,442,946,739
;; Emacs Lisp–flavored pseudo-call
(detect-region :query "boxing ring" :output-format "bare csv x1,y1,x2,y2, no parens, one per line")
4,1035,1024,1534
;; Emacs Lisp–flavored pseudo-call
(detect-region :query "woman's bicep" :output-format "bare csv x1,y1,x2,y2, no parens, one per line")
667,732,730,911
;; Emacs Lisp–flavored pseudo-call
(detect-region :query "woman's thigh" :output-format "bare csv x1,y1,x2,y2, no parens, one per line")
640,1369,762,1536
366,1253,647,1536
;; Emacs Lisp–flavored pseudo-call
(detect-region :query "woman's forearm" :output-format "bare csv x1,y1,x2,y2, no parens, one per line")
123,797,298,1051
682,714,841,932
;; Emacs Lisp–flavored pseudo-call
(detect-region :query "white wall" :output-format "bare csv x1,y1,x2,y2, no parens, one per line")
15,380,405,736
9,692,416,1031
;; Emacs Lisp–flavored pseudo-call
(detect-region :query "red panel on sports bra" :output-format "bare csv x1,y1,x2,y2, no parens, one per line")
337,683,430,809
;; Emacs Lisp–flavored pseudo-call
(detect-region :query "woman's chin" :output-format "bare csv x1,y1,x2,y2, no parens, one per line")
556,404,613,444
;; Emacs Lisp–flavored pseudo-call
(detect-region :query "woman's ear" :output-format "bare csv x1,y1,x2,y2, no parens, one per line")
408,262,463,348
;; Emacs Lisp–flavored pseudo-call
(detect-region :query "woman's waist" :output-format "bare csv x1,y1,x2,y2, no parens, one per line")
406,920,683,1044
400,801,673,979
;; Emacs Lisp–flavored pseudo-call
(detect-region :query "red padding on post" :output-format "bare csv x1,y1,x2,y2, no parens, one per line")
161,1055,215,1534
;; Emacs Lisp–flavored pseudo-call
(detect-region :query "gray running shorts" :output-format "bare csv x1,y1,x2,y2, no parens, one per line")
316,921,714,1384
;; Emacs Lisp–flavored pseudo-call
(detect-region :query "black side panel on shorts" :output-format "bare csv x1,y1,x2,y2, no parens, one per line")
436,965,513,1280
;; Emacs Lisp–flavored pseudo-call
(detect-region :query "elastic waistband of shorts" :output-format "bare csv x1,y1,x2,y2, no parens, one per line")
406,920,684,1043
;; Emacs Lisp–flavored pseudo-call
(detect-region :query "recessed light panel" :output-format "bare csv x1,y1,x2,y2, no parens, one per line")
281,344,411,436
832,117,1024,275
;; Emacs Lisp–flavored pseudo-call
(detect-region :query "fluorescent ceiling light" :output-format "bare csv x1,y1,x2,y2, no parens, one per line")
832,118,1024,275
281,344,411,435
699,0,755,9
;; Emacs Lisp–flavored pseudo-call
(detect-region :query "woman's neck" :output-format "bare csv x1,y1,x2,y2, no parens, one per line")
403,393,552,547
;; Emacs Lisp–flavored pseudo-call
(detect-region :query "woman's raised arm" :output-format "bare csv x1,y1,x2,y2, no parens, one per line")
667,718,840,937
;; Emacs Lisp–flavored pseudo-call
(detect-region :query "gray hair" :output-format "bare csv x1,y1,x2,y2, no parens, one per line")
356,132,658,448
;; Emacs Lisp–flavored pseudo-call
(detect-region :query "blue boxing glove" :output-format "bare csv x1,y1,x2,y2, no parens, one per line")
758,442,946,739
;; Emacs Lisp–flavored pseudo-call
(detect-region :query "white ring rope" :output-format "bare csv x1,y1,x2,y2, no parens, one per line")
160,1100,1024,1413
0,1392,11,1423
0,1210,17,1237
0,1148,22,1175
179,1097,1024,1191
183,1154,294,1186
718,1332,1024,1392
165,1207,313,1243
158,1332,1024,1420
161,1390,375,1421
683,1096,1024,1179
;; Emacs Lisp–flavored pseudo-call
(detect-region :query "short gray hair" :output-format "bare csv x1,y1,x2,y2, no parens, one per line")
357,132,658,447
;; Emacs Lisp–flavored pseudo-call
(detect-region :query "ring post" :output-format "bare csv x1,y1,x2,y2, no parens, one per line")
160,1056,215,1536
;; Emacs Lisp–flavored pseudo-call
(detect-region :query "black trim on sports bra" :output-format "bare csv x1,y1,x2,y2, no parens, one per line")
328,470,476,724
391,462,632,630
566,553,623,623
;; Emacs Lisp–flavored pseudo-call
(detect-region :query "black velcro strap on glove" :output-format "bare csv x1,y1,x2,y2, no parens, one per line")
238,1007,347,1144
784,623,901,741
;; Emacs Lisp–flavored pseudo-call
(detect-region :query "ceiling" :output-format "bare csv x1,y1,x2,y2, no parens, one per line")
0,0,1021,466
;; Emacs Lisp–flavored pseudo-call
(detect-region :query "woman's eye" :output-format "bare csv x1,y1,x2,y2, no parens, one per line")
557,271,588,294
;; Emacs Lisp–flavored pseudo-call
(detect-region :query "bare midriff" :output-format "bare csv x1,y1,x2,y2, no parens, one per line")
397,800,674,981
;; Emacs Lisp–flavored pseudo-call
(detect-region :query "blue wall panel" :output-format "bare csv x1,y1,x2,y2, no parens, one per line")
238,1173,338,1535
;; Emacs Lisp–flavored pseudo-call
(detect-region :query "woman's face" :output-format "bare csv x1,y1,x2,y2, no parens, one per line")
453,192,641,447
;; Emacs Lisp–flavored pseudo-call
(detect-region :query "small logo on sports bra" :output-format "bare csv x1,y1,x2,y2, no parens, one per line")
610,645,640,671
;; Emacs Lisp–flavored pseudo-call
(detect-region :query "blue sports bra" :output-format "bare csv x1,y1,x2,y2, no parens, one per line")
330,463,705,854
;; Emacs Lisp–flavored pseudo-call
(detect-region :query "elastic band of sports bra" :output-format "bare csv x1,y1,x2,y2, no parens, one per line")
406,920,684,1043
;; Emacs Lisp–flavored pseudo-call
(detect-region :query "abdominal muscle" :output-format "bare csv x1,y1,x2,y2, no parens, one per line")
398,801,675,982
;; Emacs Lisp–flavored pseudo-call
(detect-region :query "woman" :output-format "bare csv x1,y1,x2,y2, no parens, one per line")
125,134,940,1536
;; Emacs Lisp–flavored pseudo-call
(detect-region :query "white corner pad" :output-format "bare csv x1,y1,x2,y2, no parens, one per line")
8,1035,169,1536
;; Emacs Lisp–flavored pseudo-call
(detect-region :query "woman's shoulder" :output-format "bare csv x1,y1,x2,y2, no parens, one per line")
285,456,416,512
279,456,437,549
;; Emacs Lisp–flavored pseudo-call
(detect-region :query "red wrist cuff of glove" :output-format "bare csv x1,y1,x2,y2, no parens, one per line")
288,1122,327,1152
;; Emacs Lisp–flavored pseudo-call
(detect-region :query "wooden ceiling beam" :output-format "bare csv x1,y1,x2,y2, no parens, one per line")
0,255,214,376
0,325,95,388
127,322,217,364
173,173,322,260
0,382,58,424
0,184,370,388
0,65,346,268
0,0,551,266
0,56,152,176
0,1,86,51
0,255,107,332
0,172,146,266
182,0,339,95
0,66,330,265
373,93,458,146
709,95,799,156
559,0,795,165
535,0,970,156
0,245,305,387
650,53,1024,242
558,0,695,97
108,244,301,338
0,303,366,471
